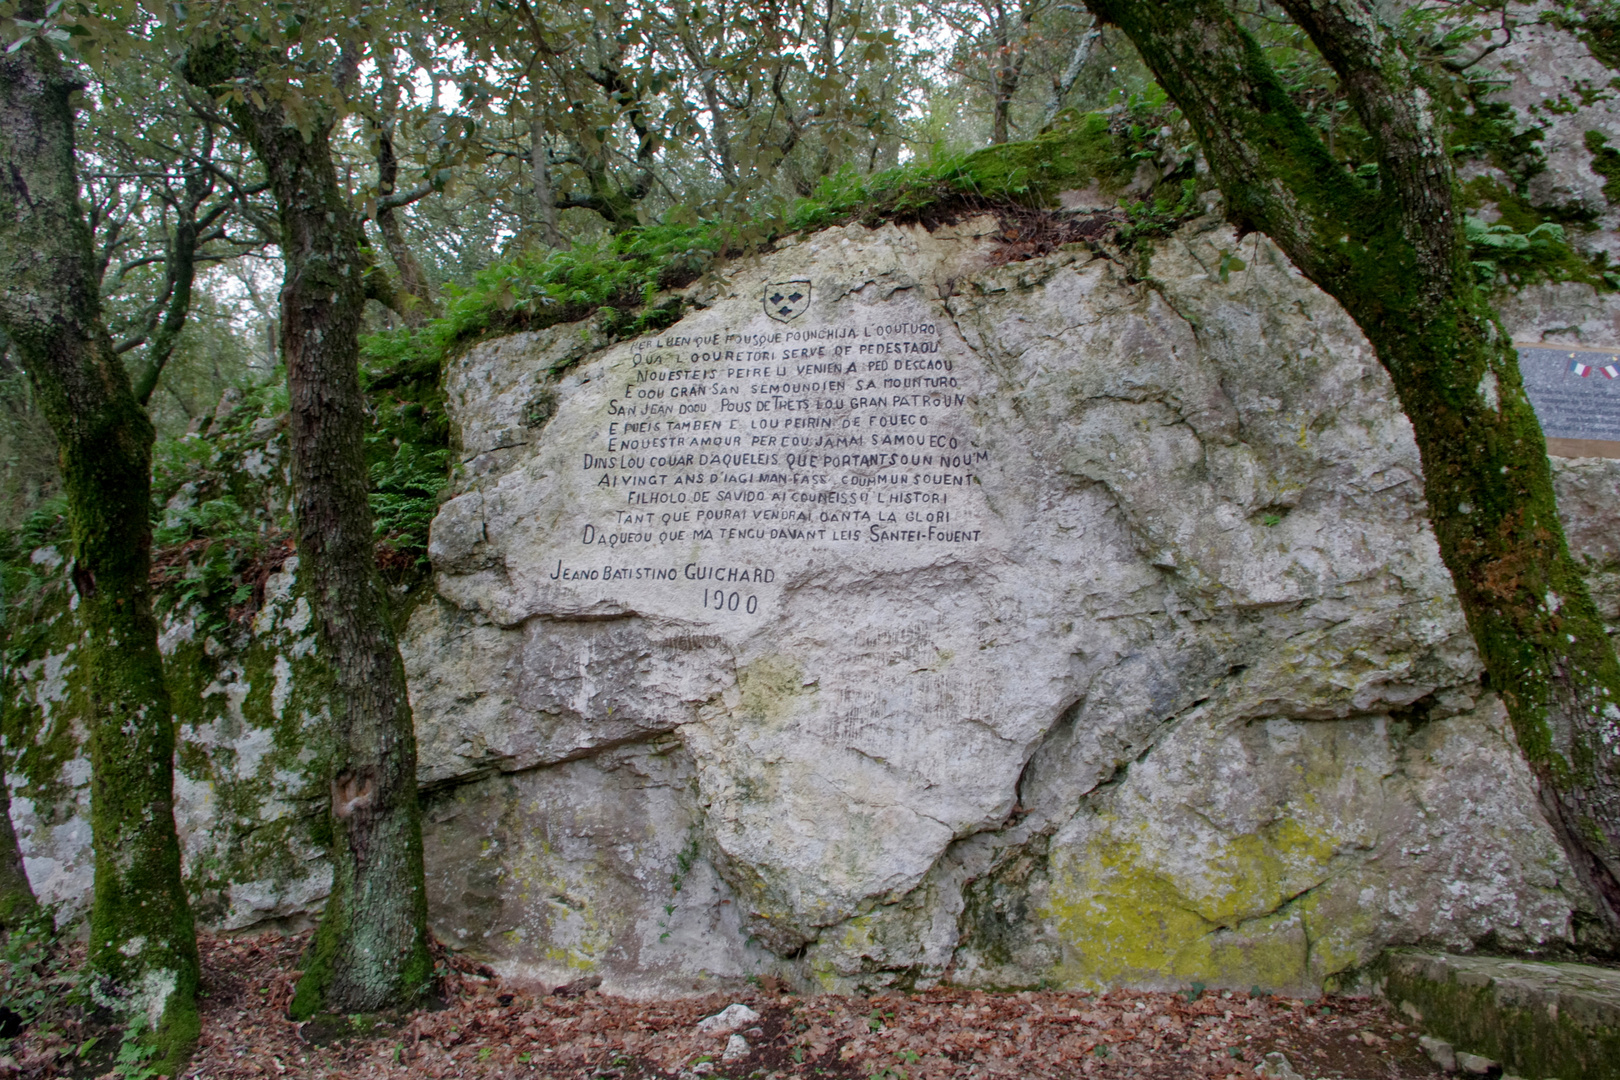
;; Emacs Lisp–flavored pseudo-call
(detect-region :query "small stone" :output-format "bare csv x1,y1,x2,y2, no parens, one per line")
1456,1051,1499,1075
550,974,602,997
696,1003,761,1035
1419,1035,1457,1072
722,1034,750,1061
1256,1051,1305,1079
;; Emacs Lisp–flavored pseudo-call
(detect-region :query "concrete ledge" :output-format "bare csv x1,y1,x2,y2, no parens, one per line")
1381,950,1620,1079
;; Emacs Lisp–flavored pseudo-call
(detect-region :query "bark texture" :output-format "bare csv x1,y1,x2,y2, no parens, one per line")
529,108,565,248
1086,0,1620,930
0,33,199,1067
183,43,432,1017
374,141,437,326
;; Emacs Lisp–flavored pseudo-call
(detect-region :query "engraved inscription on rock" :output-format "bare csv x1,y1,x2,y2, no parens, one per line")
1518,344,1620,445
535,280,995,623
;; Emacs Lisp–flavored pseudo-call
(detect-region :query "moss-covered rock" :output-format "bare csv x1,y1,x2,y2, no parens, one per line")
1382,950,1620,1080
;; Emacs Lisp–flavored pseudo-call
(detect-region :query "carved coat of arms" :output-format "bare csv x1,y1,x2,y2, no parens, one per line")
764,279,812,322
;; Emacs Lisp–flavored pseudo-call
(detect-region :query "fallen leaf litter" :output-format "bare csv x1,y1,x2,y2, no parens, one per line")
9,934,1451,1079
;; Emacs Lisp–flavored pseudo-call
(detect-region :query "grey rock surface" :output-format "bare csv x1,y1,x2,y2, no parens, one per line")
1257,1052,1307,1080
1448,5,1620,349
401,217,1613,994
8,213,1619,999
1420,1035,1458,1072
1464,6,1620,255
696,1004,760,1035
1388,951,1620,1080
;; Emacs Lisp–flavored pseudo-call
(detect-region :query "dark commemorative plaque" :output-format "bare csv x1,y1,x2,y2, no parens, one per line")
1516,344,1620,453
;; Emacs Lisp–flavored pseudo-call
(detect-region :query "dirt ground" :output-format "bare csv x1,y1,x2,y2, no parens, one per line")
11,934,1451,1080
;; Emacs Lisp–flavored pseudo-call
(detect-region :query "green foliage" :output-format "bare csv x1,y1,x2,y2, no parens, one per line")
111,1031,162,1080
787,112,1133,231
362,116,1139,385
1584,130,1620,203
1464,215,1610,288
0,908,68,1058
9,495,68,557
360,333,453,573
368,442,449,564
1447,88,1547,189
152,495,256,549
0,497,70,667
146,455,273,632
417,220,739,358
1118,178,1201,244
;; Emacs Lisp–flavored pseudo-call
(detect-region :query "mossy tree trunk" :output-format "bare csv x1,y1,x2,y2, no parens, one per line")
1086,0,1620,930
183,44,432,1017
0,28,199,1068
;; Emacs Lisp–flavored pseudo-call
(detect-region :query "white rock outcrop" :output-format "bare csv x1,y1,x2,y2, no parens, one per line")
403,216,1618,995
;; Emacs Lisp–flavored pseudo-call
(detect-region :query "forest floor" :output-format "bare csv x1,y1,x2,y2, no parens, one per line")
13,933,1452,1080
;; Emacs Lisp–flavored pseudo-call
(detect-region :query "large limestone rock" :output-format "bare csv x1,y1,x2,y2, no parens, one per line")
401,216,1613,995
7,212,1615,997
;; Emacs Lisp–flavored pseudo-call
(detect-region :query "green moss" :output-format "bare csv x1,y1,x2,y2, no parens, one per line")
5,431,334,947
1547,1,1620,73
955,844,1052,988
1382,952,1620,1080
1585,130,1620,203
788,112,1135,232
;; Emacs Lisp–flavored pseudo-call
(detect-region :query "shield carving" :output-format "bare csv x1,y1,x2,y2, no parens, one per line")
763,279,812,322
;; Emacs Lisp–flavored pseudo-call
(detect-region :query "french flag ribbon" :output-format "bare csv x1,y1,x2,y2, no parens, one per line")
1567,354,1620,378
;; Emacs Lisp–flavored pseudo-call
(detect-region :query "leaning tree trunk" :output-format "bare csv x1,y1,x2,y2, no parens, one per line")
183,44,432,1016
1087,0,1620,930
0,30,199,1067
374,116,438,325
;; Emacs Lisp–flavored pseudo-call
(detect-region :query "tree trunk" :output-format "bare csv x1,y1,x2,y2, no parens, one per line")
374,122,437,325
0,32,199,1068
1041,20,1101,129
183,43,433,1016
1086,0,1620,930
989,34,1019,144
530,108,565,249
701,77,740,186
131,179,199,405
